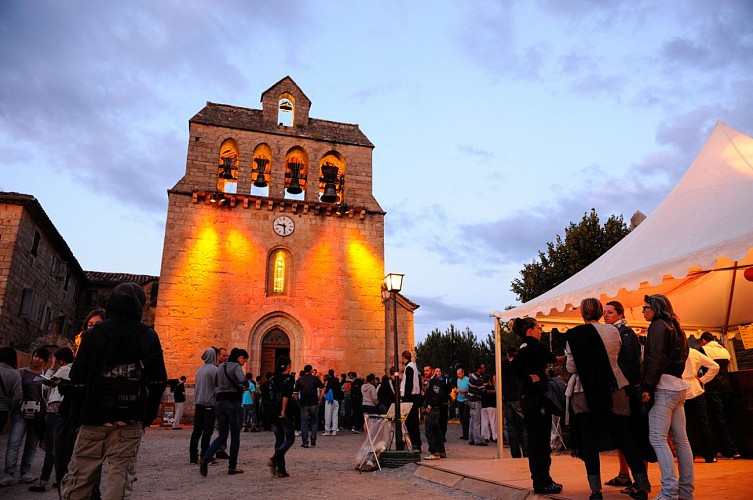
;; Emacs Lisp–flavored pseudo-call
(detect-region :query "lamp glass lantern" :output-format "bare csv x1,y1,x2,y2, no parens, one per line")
384,273,404,293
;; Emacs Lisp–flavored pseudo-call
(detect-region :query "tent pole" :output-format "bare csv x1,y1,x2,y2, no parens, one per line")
722,261,739,371
494,317,505,459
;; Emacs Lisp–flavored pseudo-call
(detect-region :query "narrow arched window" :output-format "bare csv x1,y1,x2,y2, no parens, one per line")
318,151,346,203
278,94,294,126
251,143,273,197
217,138,239,193
267,248,293,296
284,147,307,201
273,251,286,293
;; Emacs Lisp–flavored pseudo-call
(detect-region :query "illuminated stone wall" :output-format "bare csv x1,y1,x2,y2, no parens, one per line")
155,78,415,380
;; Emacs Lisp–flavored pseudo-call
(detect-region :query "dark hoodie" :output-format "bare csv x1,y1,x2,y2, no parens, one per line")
70,283,167,426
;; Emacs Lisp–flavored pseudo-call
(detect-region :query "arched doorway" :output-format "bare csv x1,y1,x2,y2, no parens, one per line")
260,328,290,376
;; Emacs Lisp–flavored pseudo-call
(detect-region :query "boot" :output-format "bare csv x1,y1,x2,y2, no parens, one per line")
632,471,651,492
588,474,603,499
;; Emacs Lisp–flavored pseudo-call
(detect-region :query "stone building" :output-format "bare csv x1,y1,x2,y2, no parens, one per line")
80,271,159,327
0,192,86,349
155,77,417,379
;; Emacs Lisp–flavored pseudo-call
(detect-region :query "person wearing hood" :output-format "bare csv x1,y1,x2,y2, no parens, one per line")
190,347,218,464
60,282,167,500
199,347,248,476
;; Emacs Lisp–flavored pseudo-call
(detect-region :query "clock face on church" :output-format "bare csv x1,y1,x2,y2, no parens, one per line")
273,216,295,237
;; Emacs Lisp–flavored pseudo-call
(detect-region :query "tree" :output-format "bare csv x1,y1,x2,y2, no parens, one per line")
511,209,630,303
415,324,491,375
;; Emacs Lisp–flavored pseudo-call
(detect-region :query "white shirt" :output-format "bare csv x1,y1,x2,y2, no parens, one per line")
682,348,719,400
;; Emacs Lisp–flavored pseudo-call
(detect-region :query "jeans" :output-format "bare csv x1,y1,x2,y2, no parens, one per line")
4,411,39,476
649,389,694,500
324,401,339,432
424,409,445,455
468,400,483,444
189,405,215,462
272,417,295,473
40,412,61,482
457,400,470,438
504,401,528,458
242,404,256,429
202,400,242,471
60,423,142,500
300,405,318,444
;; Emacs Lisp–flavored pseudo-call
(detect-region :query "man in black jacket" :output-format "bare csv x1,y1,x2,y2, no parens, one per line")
422,365,447,460
60,283,167,500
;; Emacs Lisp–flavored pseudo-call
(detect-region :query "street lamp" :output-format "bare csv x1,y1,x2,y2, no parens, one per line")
384,273,404,451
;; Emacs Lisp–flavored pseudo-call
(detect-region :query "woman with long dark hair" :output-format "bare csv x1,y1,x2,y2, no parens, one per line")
640,294,693,500
510,317,563,496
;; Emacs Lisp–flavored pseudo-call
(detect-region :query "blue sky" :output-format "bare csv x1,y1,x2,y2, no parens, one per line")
2,1,752,344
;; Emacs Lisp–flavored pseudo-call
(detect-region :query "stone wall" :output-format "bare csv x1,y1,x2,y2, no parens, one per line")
0,204,81,347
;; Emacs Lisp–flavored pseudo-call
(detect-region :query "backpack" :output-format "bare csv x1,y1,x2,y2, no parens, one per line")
86,324,154,423
268,376,284,415
351,378,364,402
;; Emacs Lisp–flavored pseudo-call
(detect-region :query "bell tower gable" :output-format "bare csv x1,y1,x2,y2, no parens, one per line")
261,76,311,128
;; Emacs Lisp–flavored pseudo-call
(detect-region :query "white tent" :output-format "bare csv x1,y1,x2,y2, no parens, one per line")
492,121,753,367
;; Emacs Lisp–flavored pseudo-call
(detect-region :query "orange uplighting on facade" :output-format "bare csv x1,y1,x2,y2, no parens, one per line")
155,77,417,380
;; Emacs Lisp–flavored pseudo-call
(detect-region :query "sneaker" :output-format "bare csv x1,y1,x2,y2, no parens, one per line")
439,452,447,458
705,456,717,463
295,431,301,436
322,431,331,436
19,473,36,484
331,431,337,436
311,438,317,447
301,443,309,448
0,475,14,487
216,451,230,459
534,482,563,495
423,454,441,460
351,427,360,434
227,468,244,475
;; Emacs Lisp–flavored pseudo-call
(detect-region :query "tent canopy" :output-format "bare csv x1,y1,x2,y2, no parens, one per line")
493,121,753,338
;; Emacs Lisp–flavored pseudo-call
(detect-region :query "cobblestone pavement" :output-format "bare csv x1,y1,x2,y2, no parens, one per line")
0,419,498,499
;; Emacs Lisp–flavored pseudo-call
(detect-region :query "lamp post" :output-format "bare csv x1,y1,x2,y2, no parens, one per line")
384,273,404,451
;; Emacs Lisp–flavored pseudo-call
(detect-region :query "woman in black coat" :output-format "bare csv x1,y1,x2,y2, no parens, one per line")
510,317,563,496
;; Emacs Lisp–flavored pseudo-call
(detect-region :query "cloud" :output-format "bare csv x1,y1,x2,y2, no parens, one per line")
412,294,496,340
0,1,313,215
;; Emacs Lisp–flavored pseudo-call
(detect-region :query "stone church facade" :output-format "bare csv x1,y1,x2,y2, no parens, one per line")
155,77,417,379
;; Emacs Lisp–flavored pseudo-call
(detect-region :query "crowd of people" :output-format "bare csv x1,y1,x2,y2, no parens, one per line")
508,293,742,500
1,288,744,499
0,283,168,499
